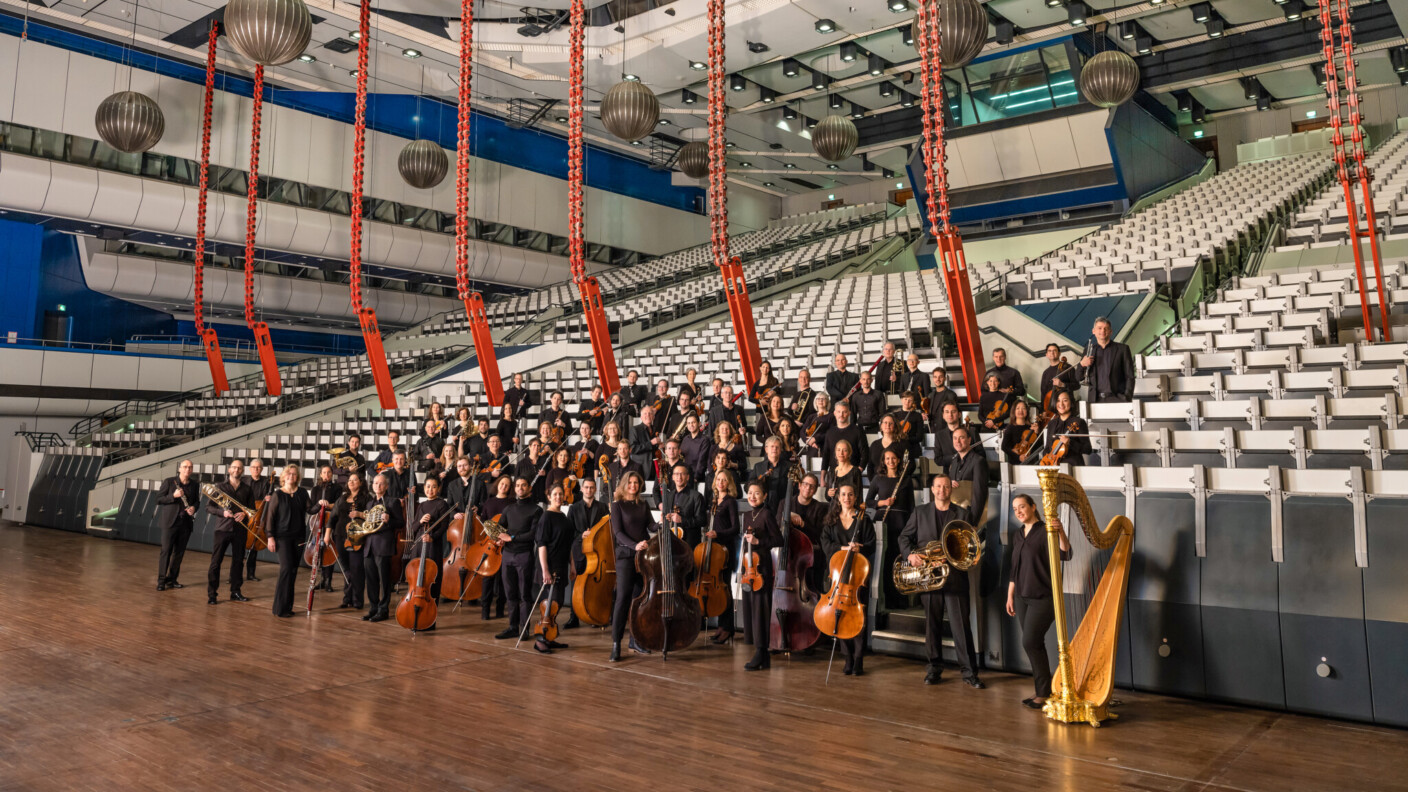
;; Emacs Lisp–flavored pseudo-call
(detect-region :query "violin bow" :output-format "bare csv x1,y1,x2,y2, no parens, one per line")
515,577,551,650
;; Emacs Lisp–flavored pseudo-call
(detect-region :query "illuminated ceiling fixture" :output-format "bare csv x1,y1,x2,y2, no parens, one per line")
1067,2,1088,26
783,57,802,77
760,86,777,103
1283,0,1304,20
813,71,829,91
889,0,909,11
690,61,706,71
402,48,421,58
783,105,798,119
1190,2,1211,23
681,89,697,104
298,53,316,63
879,81,895,97
815,18,836,33
868,53,885,75
624,74,640,82
829,93,843,109
730,73,747,92
900,24,914,45
840,42,857,62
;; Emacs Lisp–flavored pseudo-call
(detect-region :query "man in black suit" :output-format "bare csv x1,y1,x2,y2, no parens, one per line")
826,353,860,405
206,460,253,604
362,472,406,623
707,385,744,433
629,405,659,479
659,463,708,547
946,425,989,531
1075,316,1136,403
899,473,984,688
620,370,649,416
155,459,199,591
567,477,609,628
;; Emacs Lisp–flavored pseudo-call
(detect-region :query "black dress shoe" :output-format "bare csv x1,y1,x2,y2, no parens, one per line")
853,659,865,677
1022,697,1044,710
420,623,437,632
167,581,184,589
247,576,261,583
369,610,388,623
208,596,218,605
494,627,518,639
564,615,581,629
924,670,942,685
609,643,622,662
744,652,771,671
842,663,854,676
362,612,375,621
277,611,295,618
156,584,166,592
338,602,351,609
481,608,493,621
534,638,553,654
963,677,986,690
230,593,250,602
547,640,569,649
628,637,651,655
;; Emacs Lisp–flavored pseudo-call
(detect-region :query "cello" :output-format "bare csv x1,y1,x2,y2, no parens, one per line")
571,514,616,626
396,524,439,633
452,514,505,608
769,463,820,653
628,510,701,659
813,511,871,642
688,500,729,619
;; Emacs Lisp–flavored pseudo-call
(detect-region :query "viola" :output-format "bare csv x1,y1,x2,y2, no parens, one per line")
769,463,820,653
688,501,730,619
1012,421,1045,460
572,448,592,479
571,514,616,626
628,509,701,659
813,512,871,641
740,527,765,593
986,397,1012,428
395,525,439,633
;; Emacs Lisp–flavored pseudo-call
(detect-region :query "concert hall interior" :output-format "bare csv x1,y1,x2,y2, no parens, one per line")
3,0,1408,788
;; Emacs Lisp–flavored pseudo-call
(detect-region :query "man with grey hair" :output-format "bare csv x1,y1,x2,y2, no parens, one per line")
155,459,200,591
1075,316,1135,403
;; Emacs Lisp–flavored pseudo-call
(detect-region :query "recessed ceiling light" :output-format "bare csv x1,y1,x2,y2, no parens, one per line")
840,42,857,62
726,141,736,148
763,182,775,187
624,74,640,82
1067,2,1088,26
349,30,361,39
730,74,747,92
784,162,797,168
889,0,909,11
631,140,642,145
868,53,885,76
783,58,801,78
556,115,568,122
815,18,836,33
298,53,316,63
690,61,706,70
740,161,753,167
900,25,914,46
827,164,839,169
402,48,421,58
682,89,697,104
658,118,671,125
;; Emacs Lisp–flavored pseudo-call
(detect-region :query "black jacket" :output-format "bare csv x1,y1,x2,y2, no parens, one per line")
947,450,989,528
361,495,404,557
899,501,973,590
205,480,251,534
156,476,200,531
826,370,860,403
1075,340,1136,402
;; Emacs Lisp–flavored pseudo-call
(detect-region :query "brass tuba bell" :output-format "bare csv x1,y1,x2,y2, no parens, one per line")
891,519,983,594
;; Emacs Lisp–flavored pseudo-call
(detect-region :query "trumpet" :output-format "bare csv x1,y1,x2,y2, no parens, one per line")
892,519,983,594
344,504,389,551
201,483,263,543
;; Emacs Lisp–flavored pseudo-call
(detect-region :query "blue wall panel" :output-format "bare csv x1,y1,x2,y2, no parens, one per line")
0,217,43,341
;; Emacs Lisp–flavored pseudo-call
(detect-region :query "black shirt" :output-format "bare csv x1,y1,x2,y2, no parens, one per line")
413,497,453,542
821,424,867,470
826,370,860,403
265,487,311,540
933,422,981,470
205,480,252,533
707,400,745,433
504,386,535,418
1007,520,1072,599
1001,423,1036,465
1074,340,1136,402
611,499,654,560
495,419,519,449
535,509,575,571
787,387,819,420
978,391,1016,429
821,511,877,563
849,389,886,428
900,368,928,397
947,450,990,527
1040,362,1079,407
874,356,902,395
569,498,610,564
826,465,863,503
680,432,712,481
986,364,1026,398
867,474,914,521
659,485,708,547
501,499,543,554
926,387,960,431
444,475,478,514
868,437,906,480
1044,416,1091,466
741,507,783,576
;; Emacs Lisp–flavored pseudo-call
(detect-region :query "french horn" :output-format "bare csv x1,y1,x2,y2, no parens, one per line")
344,504,388,550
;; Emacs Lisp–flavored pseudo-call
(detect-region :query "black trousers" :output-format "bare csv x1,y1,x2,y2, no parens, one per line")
741,585,773,650
340,543,365,608
1016,595,1057,698
364,554,394,613
270,537,301,616
611,555,643,644
157,519,193,584
919,589,978,679
501,550,535,631
206,529,246,597
880,513,907,610
715,569,735,632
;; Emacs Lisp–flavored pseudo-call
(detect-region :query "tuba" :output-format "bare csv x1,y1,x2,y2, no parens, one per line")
344,504,388,551
892,519,983,595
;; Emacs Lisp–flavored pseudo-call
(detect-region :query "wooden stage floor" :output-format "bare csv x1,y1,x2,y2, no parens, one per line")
1,523,1404,792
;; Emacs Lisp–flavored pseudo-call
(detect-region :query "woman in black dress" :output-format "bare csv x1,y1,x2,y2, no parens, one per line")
329,472,369,610
495,402,519,452
477,475,514,621
545,447,579,505
825,439,863,505
1005,494,1072,709
1043,391,1090,466
820,483,876,676
979,372,1015,431
708,470,740,644
740,482,782,670
867,414,905,480
261,464,311,618
867,449,914,611
1000,400,1035,466
609,471,654,661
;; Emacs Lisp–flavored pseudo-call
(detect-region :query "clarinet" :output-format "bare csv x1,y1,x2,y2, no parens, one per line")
1081,337,1096,388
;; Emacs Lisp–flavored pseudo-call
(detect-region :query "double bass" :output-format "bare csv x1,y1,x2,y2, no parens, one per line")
628,511,701,659
813,511,871,642
769,463,820,653
688,501,729,618
451,514,505,607
571,514,616,626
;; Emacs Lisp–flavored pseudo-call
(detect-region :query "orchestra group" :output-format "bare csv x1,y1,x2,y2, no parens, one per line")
152,318,1133,707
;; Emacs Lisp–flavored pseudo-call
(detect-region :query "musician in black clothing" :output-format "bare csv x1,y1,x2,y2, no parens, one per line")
1044,391,1091,466
515,439,550,503
978,372,1017,431
819,403,867,470
372,430,402,472
384,452,416,503
868,415,906,479
849,370,886,434
205,460,252,604
1006,494,1072,708
892,392,926,459
541,391,573,439
749,362,780,405
680,413,712,481
154,459,200,591
707,473,741,644
243,459,273,582
308,465,342,591
749,437,789,513
331,473,369,610
663,391,697,441
868,448,915,609
708,385,744,434
821,484,877,676
649,380,674,436
1039,343,1078,409
361,472,405,623
947,426,989,530
480,435,510,486
444,457,479,517
927,369,960,433
620,370,649,415
504,372,534,419
337,435,368,481
495,403,519,452
933,403,981,470
741,483,783,671
875,342,901,396
986,348,1026,398
900,474,983,687
1074,316,1136,403
495,478,543,639
1000,401,1036,466
787,369,818,420
787,473,829,594
261,465,312,618
460,419,491,462
602,391,630,438
609,471,654,661
545,448,580,506
606,442,645,494
568,478,609,629
407,476,452,604
414,419,446,473
578,385,607,436
900,354,928,398
826,353,860,404
660,463,708,548
680,368,701,400
532,485,575,653
628,406,658,478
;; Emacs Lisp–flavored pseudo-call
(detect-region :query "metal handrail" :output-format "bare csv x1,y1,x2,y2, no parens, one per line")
16,431,66,451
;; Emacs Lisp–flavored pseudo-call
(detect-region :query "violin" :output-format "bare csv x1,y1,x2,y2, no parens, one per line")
572,448,592,479
1012,420,1046,460
304,501,334,614
740,526,765,593
1038,419,1082,466
689,501,730,618
813,510,871,641
769,463,820,653
986,398,1012,429
571,514,616,626
562,475,577,505
531,577,561,644
628,510,701,659
396,514,446,633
